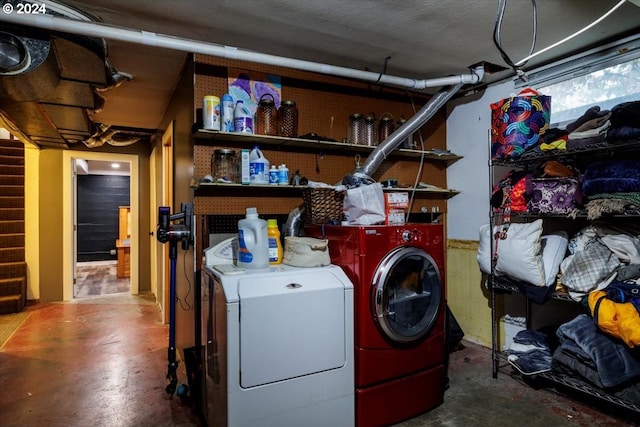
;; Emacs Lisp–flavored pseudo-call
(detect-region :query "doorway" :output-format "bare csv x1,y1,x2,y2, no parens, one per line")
62,151,139,301
74,163,131,298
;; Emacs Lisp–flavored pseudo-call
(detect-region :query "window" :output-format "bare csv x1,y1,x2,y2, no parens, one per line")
517,34,640,127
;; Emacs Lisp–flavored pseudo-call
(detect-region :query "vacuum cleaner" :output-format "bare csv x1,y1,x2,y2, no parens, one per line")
156,203,194,397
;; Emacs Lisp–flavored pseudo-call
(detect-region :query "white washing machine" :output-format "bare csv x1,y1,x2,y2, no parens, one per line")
200,263,355,427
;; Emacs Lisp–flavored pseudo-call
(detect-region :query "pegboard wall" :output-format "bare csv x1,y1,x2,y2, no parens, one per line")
194,55,446,147
192,54,450,217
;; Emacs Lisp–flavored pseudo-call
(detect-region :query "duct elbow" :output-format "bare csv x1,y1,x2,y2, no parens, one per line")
471,65,485,83
412,65,485,90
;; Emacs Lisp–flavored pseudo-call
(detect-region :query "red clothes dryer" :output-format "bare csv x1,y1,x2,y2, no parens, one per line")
304,224,446,427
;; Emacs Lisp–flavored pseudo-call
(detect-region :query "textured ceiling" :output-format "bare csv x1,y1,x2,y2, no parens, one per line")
1,0,639,149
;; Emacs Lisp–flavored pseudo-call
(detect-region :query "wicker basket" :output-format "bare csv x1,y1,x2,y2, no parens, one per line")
302,187,345,224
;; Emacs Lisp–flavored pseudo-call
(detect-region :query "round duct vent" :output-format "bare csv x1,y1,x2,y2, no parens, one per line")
0,32,29,74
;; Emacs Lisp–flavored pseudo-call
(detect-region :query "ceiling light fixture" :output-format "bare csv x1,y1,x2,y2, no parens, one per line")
111,162,120,169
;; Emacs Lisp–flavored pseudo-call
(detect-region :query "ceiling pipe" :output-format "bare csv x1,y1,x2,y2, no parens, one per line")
0,13,484,90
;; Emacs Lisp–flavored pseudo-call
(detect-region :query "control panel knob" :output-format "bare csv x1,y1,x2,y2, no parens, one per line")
402,230,412,242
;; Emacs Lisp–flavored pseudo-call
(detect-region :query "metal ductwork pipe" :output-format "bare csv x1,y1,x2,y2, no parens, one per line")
0,30,59,101
359,83,463,178
285,78,473,237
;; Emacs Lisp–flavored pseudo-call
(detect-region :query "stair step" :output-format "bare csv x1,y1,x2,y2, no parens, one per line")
0,164,24,176
0,185,24,197
0,220,24,234
0,196,24,209
0,147,24,158
0,277,25,296
0,262,26,280
0,208,24,221
0,139,24,149
0,155,24,166
0,247,24,262
0,294,25,314
0,175,24,186
0,233,24,249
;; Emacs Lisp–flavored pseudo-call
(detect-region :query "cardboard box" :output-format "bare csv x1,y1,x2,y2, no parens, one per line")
386,208,405,225
240,149,250,185
385,192,409,225
385,192,409,208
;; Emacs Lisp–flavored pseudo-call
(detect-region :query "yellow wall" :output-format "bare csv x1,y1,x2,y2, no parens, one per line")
38,149,64,301
446,239,493,347
24,144,40,300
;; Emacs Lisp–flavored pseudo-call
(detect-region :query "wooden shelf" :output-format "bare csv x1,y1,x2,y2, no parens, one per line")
194,182,460,199
193,129,462,164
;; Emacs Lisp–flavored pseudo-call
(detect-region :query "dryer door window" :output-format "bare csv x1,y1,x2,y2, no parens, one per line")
372,246,442,344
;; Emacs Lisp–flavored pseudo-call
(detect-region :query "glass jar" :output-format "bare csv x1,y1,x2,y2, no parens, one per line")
364,113,377,146
211,148,237,183
278,100,298,137
347,113,364,145
256,94,278,136
378,113,395,144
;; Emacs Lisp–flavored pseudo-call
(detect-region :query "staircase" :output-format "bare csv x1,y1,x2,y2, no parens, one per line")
0,138,27,314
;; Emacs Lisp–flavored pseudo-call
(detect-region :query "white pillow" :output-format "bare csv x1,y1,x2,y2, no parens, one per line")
540,231,569,287
477,219,548,287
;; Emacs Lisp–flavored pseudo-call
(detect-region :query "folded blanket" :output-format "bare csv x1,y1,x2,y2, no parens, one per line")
508,329,553,375
607,125,640,143
555,314,640,388
566,105,611,134
585,194,640,220
610,101,640,128
582,160,640,196
568,120,610,140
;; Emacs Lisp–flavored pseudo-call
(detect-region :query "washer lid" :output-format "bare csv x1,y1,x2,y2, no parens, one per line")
372,246,442,344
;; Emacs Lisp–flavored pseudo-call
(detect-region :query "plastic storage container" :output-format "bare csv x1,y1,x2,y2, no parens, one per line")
267,219,283,265
203,95,220,130
237,207,269,269
234,100,253,134
249,146,270,184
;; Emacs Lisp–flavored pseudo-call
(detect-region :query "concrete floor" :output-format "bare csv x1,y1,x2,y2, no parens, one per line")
0,293,637,427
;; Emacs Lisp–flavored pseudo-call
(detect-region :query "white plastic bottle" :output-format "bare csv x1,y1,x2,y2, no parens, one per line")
249,146,270,184
221,94,235,132
236,207,269,269
269,165,279,185
278,164,289,185
233,100,253,134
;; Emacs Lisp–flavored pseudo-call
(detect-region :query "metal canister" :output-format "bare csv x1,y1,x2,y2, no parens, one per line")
211,148,237,183
364,113,377,146
347,113,364,145
378,113,395,144
278,100,298,137
256,94,278,136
